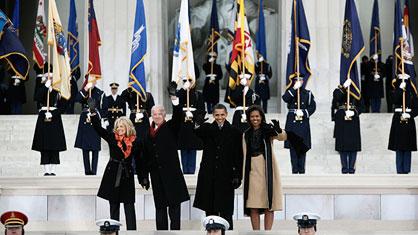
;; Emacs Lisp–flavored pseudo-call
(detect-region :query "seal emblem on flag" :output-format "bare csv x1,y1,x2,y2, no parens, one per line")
342,20,352,59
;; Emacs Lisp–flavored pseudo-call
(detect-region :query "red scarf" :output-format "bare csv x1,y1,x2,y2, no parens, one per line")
114,133,136,158
150,121,165,138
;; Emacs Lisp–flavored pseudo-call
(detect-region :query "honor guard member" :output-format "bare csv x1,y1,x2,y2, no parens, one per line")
66,67,81,114
96,219,122,235
74,80,105,175
255,57,272,113
1,211,28,235
360,56,370,112
282,79,316,174
7,74,26,114
33,62,49,110
170,79,205,175
202,52,223,114
293,212,320,235
202,216,230,235
367,55,385,113
103,83,126,132
385,56,394,112
331,80,362,174
121,86,154,137
388,75,418,174
32,78,67,176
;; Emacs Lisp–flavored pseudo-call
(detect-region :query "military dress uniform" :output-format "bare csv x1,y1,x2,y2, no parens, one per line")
282,86,316,174
202,62,223,114
66,67,81,114
388,82,418,174
103,83,126,132
331,86,362,174
255,61,272,113
1,211,28,234
74,86,105,175
293,212,320,234
228,84,258,133
33,62,47,110
385,56,394,112
360,57,371,112
7,75,26,114
367,60,385,113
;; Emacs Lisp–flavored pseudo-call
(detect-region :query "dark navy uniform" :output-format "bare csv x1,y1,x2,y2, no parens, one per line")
228,84,258,133
282,87,316,174
33,63,47,110
367,60,385,113
331,86,361,174
121,87,154,137
254,61,272,113
388,82,418,174
360,57,370,112
103,83,126,132
7,75,26,114
74,86,105,175
66,67,81,114
385,56,394,112
202,62,223,114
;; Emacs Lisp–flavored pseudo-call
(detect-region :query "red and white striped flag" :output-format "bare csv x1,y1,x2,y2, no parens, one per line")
32,0,46,68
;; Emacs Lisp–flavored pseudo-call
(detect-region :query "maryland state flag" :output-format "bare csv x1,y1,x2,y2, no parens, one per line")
207,0,220,59
0,10,29,79
33,0,46,69
285,0,311,90
369,0,381,61
226,0,255,102
339,0,364,100
171,0,195,85
403,0,414,58
129,0,147,101
48,0,72,99
393,0,416,94
67,0,80,73
86,0,101,82
256,0,267,61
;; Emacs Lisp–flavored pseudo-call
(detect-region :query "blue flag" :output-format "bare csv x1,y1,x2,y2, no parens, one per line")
67,0,80,73
207,0,220,59
256,0,267,60
369,0,381,61
285,0,311,90
0,10,29,79
393,0,416,94
11,0,19,34
339,0,364,100
129,0,147,100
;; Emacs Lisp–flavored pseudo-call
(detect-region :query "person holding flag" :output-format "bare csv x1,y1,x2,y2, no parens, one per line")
169,0,205,175
388,0,418,174
225,0,257,133
367,0,384,113
66,0,81,114
254,0,272,114
31,0,72,176
75,0,105,176
282,0,316,174
331,0,364,174
202,0,223,114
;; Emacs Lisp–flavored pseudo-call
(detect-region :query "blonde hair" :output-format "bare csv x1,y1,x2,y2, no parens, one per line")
113,117,136,137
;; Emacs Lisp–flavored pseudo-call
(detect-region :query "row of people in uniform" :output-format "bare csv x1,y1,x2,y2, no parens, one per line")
0,210,320,235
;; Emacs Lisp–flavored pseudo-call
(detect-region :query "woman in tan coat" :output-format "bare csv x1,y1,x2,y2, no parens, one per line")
243,105,287,230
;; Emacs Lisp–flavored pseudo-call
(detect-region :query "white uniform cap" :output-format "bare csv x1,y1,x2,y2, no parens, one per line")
202,215,230,231
95,219,122,232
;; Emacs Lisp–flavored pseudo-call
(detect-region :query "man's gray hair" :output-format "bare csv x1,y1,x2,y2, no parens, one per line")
151,105,166,116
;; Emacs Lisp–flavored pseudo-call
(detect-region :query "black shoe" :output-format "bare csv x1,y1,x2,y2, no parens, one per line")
50,173,56,176
44,173,50,176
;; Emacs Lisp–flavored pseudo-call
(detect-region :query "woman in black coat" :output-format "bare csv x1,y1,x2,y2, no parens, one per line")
331,84,361,174
388,80,418,174
139,100,189,230
31,80,66,176
91,113,141,230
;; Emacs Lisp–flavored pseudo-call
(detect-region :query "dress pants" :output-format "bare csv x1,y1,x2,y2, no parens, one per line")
396,151,412,174
110,202,137,230
290,148,306,174
155,204,181,230
82,150,99,175
339,151,357,174
370,98,381,113
181,150,196,174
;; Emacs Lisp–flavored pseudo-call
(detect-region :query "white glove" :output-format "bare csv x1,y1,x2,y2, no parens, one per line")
41,76,47,83
398,73,410,80
14,78,20,86
241,113,247,122
171,96,179,106
345,110,355,118
183,80,191,90
208,57,215,63
186,111,193,118
343,79,352,88
372,54,379,61
84,82,93,91
135,112,144,120
296,109,304,117
259,74,266,81
45,79,52,88
210,77,216,82
293,80,302,89
104,120,109,127
374,74,380,80
45,111,52,119
400,81,406,89
258,56,265,62
243,86,249,95
402,113,411,120
240,78,247,86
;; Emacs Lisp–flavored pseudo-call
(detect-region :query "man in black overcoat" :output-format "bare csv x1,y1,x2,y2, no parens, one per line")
192,103,243,230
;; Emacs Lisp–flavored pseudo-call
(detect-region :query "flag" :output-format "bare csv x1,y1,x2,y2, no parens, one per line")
285,0,311,90
48,0,72,99
171,0,195,86
0,10,29,79
128,0,147,101
404,0,414,58
67,0,80,73
207,0,220,60
11,0,19,35
339,0,364,100
86,0,101,83
369,0,381,61
32,0,46,69
393,0,416,94
256,0,267,61
226,0,255,104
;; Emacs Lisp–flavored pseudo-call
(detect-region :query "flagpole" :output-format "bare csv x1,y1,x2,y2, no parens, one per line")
293,0,301,114
210,28,214,77
240,1,246,112
374,30,378,74
46,43,51,111
400,37,406,114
